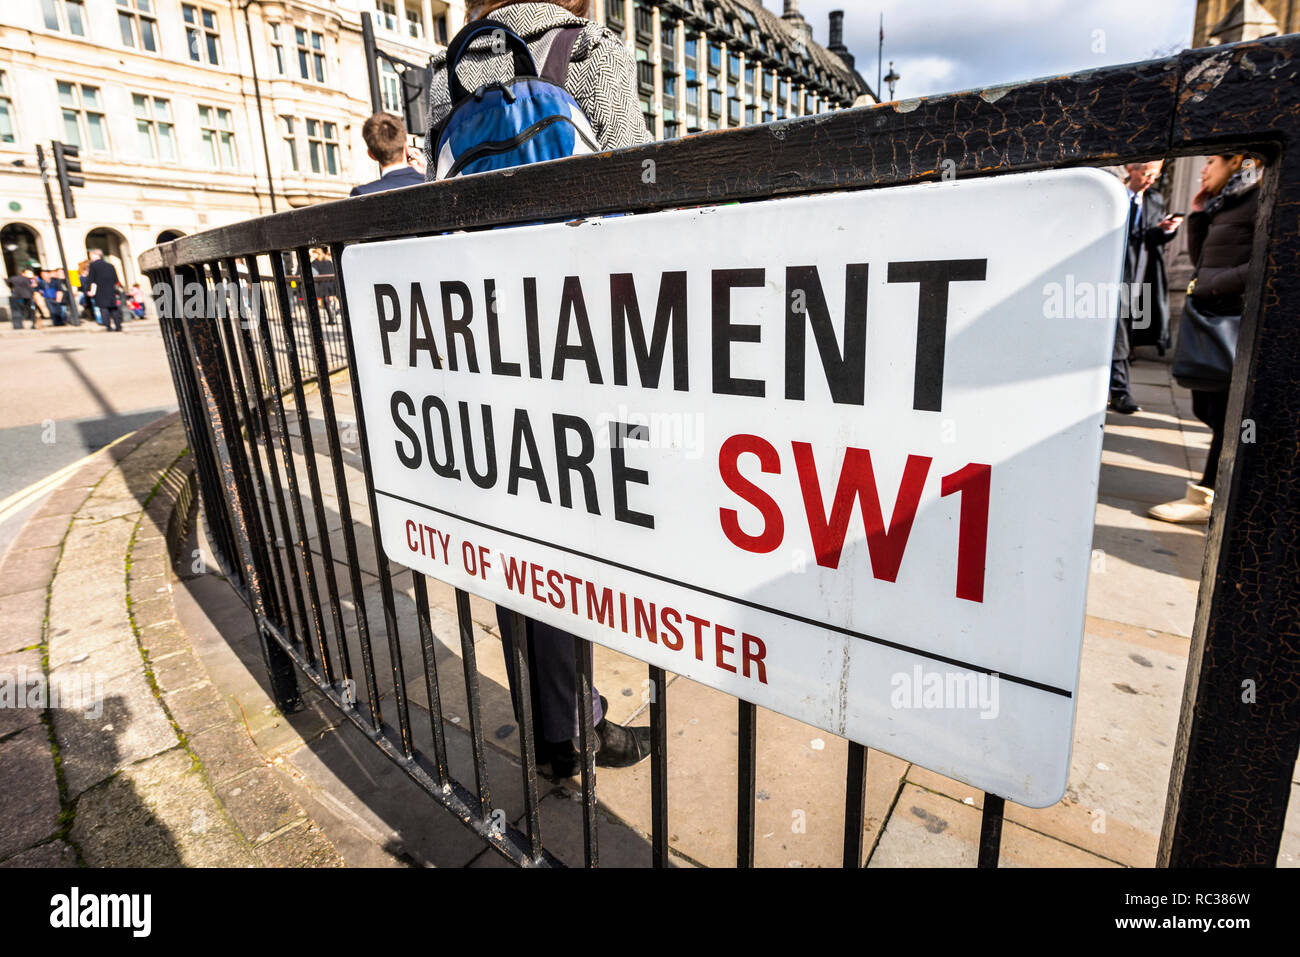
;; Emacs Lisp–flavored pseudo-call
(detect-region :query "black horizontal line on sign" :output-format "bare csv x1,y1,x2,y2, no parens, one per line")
374,488,1073,699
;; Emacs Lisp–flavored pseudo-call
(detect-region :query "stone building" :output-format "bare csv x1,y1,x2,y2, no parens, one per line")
1,0,466,290
589,1,874,140
1192,0,1294,46
1,0,869,292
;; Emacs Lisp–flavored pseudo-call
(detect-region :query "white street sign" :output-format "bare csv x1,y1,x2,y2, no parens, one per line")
341,169,1128,807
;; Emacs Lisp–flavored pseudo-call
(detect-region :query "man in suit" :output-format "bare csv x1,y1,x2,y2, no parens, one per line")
349,112,426,197
85,249,123,331
1110,161,1182,414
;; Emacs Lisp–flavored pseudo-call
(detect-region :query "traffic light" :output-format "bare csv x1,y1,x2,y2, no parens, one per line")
52,141,83,219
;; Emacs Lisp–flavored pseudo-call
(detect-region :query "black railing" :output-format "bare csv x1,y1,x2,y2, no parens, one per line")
141,35,1300,868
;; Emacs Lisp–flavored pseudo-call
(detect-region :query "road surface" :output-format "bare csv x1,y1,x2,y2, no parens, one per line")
0,319,178,556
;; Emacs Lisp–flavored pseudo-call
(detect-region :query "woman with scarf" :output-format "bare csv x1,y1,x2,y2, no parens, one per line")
1150,154,1262,524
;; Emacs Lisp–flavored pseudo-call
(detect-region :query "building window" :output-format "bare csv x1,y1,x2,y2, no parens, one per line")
296,28,326,83
434,13,448,44
269,23,286,75
182,4,221,65
57,81,107,152
708,43,722,72
117,0,158,51
660,14,676,57
684,37,697,63
306,118,339,175
637,58,654,94
132,94,174,161
634,3,653,40
405,2,424,39
42,0,86,36
663,74,677,101
281,116,299,171
763,71,773,95
606,2,625,36
0,71,15,144
728,52,740,79
380,60,402,114
198,104,236,168
377,0,398,32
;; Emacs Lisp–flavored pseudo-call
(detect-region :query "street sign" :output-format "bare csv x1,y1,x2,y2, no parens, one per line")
340,169,1128,807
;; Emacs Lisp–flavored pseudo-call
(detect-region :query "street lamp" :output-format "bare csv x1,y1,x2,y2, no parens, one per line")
240,0,278,213
884,61,901,100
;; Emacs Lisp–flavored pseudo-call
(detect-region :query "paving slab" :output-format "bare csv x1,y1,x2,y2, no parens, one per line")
0,725,62,861
52,666,179,797
0,546,61,598
0,840,78,868
216,767,307,843
71,746,256,867
0,648,45,738
1087,498,1203,637
870,784,1118,867
0,587,47,655
254,821,343,867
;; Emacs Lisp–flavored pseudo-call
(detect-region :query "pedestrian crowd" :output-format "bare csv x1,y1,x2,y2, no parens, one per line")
1108,153,1264,526
5,247,146,332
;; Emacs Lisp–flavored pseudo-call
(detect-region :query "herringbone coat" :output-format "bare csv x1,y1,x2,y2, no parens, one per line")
423,1,652,174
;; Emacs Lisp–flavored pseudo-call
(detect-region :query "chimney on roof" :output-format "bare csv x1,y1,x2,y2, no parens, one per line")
827,9,854,70
782,0,813,44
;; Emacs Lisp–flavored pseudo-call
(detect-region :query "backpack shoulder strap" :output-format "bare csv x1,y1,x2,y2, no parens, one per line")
444,18,538,103
540,26,583,86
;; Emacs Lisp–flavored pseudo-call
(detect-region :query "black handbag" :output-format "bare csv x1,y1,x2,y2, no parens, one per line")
1172,295,1238,388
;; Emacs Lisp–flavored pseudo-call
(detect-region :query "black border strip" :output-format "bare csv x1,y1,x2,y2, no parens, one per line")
374,487,1073,698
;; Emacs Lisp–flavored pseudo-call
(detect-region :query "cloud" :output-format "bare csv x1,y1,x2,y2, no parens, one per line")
760,0,1196,98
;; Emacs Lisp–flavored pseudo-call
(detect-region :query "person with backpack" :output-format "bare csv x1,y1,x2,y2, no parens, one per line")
425,0,651,179
1149,153,1263,525
425,0,652,778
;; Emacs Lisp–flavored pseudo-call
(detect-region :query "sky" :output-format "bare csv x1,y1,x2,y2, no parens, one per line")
760,0,1198,99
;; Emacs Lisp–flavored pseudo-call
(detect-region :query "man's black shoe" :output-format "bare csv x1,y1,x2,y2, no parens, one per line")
537,695,651,778
1109,394,1141,414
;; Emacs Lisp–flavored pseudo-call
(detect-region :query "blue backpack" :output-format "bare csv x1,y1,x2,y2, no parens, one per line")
432,19,600,180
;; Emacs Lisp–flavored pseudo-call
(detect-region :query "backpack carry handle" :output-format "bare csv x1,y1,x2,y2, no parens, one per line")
445,19,538,104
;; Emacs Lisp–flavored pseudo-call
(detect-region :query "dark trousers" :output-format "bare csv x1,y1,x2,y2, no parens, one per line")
1192,389,1230,490
10,299,34,329
100,303,122,331
1110,310,1132,398
496,609,605,745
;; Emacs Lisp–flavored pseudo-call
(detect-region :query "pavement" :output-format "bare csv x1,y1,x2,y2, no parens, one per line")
0,356,1296,867
0,414,340,867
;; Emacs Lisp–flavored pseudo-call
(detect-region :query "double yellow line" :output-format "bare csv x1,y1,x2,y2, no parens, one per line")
0,432,132,527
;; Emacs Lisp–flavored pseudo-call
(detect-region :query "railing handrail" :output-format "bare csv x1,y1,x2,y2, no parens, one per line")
140,38,1286,276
